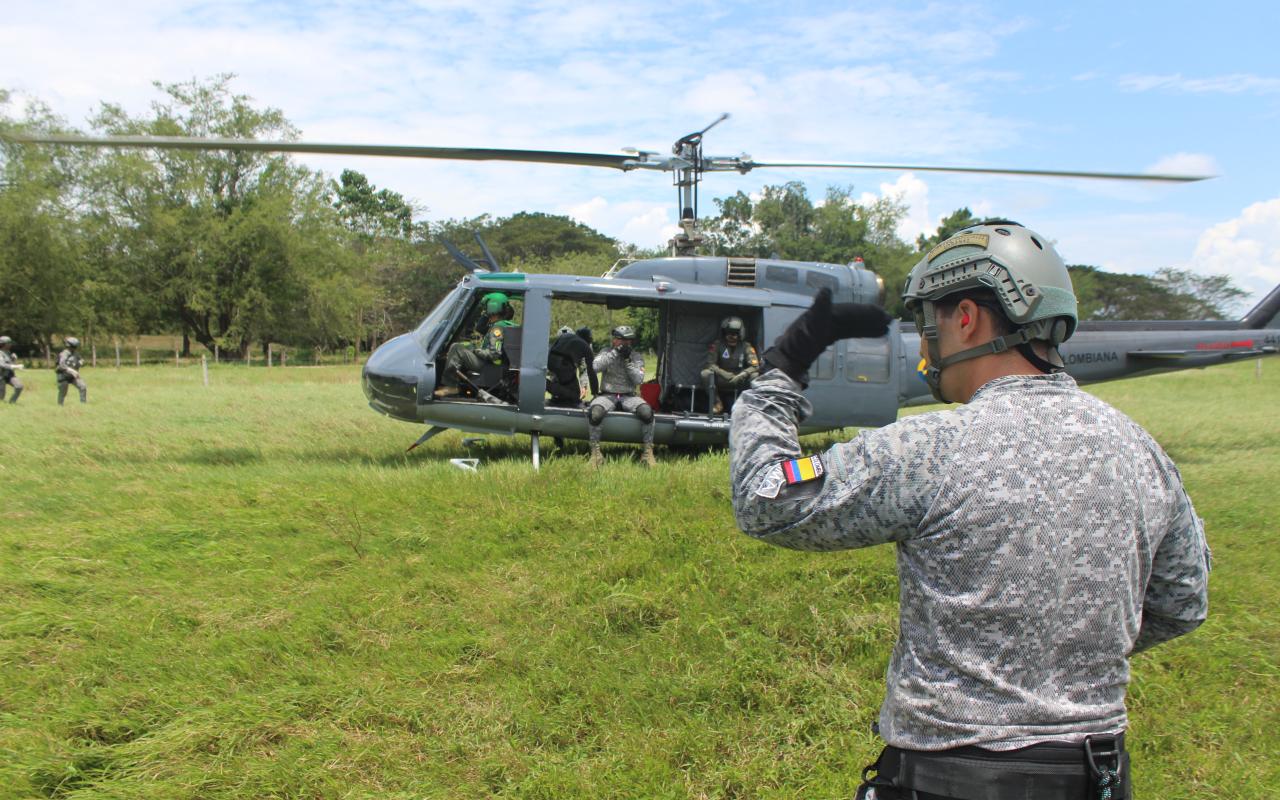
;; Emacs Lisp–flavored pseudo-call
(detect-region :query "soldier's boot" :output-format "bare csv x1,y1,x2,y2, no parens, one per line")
589,443,604,469
641,443,657,468
433,384,460,398
712,397,724,415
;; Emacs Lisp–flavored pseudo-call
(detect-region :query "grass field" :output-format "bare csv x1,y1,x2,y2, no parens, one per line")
0,360,1276,798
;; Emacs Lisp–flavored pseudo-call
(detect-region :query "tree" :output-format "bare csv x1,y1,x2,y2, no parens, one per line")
0,91,90,355
702,182,917,314
1152,267,1248,319
916,208,978,252
84,76,364,357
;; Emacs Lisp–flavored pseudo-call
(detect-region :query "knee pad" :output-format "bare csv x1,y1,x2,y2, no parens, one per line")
635,403,654,424
589,404,607,425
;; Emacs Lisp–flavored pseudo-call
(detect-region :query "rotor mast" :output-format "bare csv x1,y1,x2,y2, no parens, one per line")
669,113,729,256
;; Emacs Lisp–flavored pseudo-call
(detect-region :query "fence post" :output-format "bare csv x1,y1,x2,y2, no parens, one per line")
175,348,180,367
202,355,209,387
135,346,141,367
282,349,287,367
92,345,97,367
115,342,121,369
214,344,219,364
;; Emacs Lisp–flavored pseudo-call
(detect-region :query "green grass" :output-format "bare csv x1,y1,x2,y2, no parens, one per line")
0,360,1276,798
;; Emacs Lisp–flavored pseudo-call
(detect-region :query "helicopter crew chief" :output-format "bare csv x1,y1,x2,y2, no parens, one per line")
435,292,515,398
588,325,656,468
700,315,759,414
547,326,598,407
1,336,24,404
729,222,1209,800
56,337,87,405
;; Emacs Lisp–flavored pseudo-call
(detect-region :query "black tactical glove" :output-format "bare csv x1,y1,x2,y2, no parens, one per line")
762,288,894,386
618,344,632,359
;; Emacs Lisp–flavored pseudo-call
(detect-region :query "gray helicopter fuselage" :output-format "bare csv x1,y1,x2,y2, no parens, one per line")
362,257,1280,445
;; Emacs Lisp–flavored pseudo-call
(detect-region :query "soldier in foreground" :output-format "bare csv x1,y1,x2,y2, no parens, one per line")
56,337,87,405
0,336,24,404
730,222,1209,800
700,315,759,414
588,325,656,468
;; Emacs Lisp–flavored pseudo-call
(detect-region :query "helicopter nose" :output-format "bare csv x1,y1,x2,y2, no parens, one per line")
362,334,433,421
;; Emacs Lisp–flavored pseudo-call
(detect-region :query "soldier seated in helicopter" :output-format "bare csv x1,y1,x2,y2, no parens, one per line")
546,326,598,407
699,316,759,414
434,291,518,399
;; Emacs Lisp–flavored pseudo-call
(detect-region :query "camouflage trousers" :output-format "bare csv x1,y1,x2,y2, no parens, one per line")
57,377,87,404
441,344,491,387
588,393,654,445
1,374,22,403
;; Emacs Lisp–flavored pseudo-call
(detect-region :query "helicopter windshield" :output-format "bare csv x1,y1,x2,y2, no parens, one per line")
413,284,469,356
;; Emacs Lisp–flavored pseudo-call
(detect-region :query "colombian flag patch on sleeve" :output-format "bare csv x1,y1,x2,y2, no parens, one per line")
782,455,824,485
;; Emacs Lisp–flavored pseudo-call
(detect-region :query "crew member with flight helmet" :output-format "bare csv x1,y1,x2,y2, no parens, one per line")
0,336,24,404
729,221,1209,800
547,326,598,407
700,315,759,414
56,336,88,405
588,325,656,468
435,291,515,398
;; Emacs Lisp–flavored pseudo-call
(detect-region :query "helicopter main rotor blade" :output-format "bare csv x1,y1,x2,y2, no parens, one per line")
3,133,638,171
3,133,1214,182
741,160,1212,183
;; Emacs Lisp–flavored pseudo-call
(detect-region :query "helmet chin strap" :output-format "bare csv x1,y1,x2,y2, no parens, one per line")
920,305,1064,403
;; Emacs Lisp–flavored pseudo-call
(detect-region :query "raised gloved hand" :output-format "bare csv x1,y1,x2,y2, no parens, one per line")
618,344,632,359
762,288,894,386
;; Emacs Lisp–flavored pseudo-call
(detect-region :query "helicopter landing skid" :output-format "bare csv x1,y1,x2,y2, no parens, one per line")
406,425,449,453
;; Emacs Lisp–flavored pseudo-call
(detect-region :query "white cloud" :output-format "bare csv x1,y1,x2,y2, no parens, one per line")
1191,199,1280,306
858,173,932,242
1145,153,1219,178
1119,73,1280,95
565,197,678,249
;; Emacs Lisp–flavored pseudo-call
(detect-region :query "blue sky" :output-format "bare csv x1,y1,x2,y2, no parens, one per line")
4,0,1278,310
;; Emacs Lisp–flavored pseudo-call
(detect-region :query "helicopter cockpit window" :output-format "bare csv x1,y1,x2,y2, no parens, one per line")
414,284,468,355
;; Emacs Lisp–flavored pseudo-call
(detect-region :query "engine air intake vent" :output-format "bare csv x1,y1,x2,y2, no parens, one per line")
726,257,757,287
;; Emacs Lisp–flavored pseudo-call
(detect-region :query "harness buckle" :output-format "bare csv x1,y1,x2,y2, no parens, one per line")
1084,734,1124,800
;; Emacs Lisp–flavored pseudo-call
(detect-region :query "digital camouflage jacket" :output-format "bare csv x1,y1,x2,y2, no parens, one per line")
730,369,1210,751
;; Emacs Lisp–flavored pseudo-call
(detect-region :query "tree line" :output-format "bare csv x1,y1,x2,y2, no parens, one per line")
0,77,1247,358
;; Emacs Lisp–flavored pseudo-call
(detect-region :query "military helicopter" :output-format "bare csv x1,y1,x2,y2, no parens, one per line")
9,117,1279,467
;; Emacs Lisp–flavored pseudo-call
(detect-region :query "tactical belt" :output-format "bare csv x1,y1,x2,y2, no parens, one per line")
857,734,1128,800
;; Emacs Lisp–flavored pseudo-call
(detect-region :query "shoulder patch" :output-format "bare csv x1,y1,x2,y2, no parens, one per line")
782,455,824,485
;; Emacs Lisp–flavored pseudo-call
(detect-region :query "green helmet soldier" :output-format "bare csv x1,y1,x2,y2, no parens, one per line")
436,292,518,398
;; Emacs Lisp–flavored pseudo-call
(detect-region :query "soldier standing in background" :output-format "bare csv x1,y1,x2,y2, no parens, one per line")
0,336,24,404
588,325,656,468
56,337,88,405
700,316,759,414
